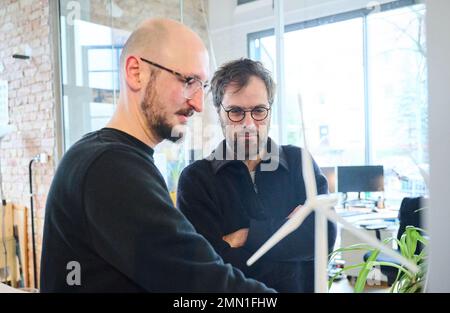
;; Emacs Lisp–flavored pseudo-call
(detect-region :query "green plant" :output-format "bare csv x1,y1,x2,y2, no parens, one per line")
328,226,428,293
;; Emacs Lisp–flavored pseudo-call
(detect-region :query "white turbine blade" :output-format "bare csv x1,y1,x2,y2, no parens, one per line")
302,148,318,199
297,94,317,199
314,193,339,208
247,204,314,266
321,207,420,274
297,93,307,149
297,93,318,199
246,195,337,266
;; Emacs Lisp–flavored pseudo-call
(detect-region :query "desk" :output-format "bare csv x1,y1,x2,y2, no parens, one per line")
337,207,399,223
336,207,399,280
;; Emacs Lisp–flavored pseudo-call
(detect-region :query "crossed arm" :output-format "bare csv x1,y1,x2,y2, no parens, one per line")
222,204,302,248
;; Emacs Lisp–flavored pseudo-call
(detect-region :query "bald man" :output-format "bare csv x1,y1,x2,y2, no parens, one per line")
40,19,274,293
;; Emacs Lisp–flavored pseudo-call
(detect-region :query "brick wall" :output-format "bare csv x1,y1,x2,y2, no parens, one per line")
0,0,56,288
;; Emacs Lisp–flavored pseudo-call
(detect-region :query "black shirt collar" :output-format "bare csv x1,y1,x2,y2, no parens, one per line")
207,137,289,174
100,127,155,157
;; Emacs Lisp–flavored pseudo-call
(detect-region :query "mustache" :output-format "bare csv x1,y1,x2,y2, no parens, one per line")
236,130,258,137
234,126,260,137
176,108,194,117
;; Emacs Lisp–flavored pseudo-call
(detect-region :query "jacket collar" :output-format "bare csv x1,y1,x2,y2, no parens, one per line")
206,137,289,174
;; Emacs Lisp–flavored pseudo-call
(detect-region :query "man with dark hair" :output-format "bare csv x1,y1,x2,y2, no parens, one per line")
40,20,274,293
177,58,337,292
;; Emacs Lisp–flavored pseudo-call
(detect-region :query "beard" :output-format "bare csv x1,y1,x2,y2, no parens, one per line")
140,75,192,143
220,119,269,160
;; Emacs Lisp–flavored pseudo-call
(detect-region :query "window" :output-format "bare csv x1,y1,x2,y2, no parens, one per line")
282,18,366,167
58,0,201,194
367,5,428,202
84,45,122,91
249,1,428,203
85,45,122,131
59,14,122,149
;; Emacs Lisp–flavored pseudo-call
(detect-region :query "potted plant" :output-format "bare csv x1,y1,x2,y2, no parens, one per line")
329,226,428,293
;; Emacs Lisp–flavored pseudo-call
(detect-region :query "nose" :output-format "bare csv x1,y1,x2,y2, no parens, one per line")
242,111,256,127
187,89,204,113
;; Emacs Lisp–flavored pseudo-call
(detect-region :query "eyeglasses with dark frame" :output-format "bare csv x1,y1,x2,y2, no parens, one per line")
220,103,271,122
140,57,209,100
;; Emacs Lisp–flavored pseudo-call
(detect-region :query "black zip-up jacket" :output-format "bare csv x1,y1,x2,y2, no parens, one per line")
177,139,337,292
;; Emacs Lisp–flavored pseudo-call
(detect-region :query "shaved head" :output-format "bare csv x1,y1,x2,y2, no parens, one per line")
111,18,209,148
119,19,168,72
119,18,207,80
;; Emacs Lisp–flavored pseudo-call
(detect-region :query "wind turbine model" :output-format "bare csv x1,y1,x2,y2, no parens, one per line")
247,94,419,292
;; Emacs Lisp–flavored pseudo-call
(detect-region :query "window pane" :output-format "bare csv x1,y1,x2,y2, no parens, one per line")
368,4,428,203
89,102,115,118
90,117,111,132
284,18,365,166
87,49,114,71
88,72,116,90
59,0,117,148
255,36,278,139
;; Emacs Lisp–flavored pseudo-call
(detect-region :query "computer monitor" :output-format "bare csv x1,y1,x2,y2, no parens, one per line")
337,165,384,193
320,166,336,193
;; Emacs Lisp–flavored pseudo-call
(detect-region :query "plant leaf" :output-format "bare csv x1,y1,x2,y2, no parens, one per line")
405,227,418,257
372,261,414,279
354,250,380,293
327,262,366,289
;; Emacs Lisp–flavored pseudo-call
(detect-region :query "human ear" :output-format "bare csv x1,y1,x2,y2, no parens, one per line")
124,55,142,91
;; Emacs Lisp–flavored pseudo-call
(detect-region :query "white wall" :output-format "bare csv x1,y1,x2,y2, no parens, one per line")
425,0,450,292
208,0,398,65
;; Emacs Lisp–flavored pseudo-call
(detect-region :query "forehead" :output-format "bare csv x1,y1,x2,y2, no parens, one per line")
164,37,210,81
222,76,269,105
180,50,209,80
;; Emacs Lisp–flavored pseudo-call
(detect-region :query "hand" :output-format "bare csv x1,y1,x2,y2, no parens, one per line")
287,205,303,219
222,228,249,248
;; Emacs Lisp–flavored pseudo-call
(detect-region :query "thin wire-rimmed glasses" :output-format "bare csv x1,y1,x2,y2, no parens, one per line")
140,57,209,100
220,103,271,122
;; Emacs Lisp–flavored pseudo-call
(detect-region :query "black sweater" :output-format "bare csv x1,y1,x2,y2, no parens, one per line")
177,139,337,292
40,128,274,292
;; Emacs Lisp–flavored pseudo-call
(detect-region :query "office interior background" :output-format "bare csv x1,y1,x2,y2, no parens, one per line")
0,0,449,292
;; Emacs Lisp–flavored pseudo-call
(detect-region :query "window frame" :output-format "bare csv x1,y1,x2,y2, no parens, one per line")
237,0,259,6
247,0,419,165
83,44,123,91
